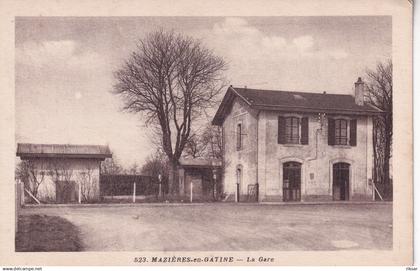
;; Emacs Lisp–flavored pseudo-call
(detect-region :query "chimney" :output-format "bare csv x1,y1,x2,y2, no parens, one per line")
354,77,365,106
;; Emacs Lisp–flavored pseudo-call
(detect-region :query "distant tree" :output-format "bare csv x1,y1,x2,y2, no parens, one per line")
114,30,226,195
126,162,141,175
365,59,392,195
141,150,170,194
201,124,223,160
183,124,223,160
183,133,206,159
101,157,123,175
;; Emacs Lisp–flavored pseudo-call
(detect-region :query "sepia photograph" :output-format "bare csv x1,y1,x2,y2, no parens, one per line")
13,15,393,252
0,0,412,267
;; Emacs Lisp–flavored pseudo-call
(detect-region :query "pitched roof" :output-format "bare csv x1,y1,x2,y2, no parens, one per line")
179,158,222,168
212,86,383,125
16,143,112,160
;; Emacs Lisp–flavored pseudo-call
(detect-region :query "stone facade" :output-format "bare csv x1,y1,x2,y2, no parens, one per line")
220,97,375,202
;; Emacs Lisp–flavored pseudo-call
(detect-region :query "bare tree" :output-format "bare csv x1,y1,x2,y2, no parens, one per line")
78,167,97,202
365,59,392,196
201,124,223,160
183,124,223,160
126,162,141,175
114,30,226,194
101,157,123,175
16,160,46,200
141,150,170,194
183,133,206,159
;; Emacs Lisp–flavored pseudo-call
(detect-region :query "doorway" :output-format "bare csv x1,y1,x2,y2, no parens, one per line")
283,162,301,201
333,162,350,201
56,181,77,203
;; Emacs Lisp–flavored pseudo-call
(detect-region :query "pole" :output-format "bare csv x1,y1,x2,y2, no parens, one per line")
158,174,162,199
15,182,19,233
236,183,239,203
78,183,82,204
20,182,24,206
24,188,40,204
190,182,193,203
212,169,217,200
133,182,136,203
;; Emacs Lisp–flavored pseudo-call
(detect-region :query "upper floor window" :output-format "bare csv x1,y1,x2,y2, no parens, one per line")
334,119,348,145
285,117,300,144
236,123,242,150
328,118,357,146
278,116,308,145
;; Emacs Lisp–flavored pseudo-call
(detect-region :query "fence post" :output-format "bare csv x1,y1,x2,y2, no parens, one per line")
256,183,259,202
158,174,162,199
190,182,193,203
20,182,25,206
15,182,19,233
78,183,82,204
236,183,239,203
133,182,136,203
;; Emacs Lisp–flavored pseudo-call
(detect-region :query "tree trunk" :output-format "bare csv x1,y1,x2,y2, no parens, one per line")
168,160,179,196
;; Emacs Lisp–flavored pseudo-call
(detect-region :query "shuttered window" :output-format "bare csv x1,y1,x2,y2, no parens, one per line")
349,119,357,146
300,117,309,145
278,116,308,145
328,117,357,146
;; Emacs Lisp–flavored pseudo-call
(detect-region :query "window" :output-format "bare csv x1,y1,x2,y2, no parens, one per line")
334,119,348,145
236,123,242,150
278,116,308,145
285,117,300,144
328,118,357,146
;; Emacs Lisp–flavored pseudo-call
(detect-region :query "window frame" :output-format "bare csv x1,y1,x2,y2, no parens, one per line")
284,116,300,144
236,123,243,150
334,119,349,145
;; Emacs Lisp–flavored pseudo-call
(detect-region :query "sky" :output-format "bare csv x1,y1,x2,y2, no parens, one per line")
15,16,391,167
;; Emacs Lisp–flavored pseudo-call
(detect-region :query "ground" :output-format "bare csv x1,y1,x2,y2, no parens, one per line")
15,214,82,251
19,203,392,251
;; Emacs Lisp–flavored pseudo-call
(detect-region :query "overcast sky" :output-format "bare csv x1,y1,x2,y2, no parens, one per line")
15,16,391,167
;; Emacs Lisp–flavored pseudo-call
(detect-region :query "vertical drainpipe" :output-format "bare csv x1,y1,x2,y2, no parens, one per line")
256,110,260,202
306,114,325,199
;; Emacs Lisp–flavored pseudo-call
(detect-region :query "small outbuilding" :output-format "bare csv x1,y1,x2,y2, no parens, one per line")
178,158,222,201
16,143,112,203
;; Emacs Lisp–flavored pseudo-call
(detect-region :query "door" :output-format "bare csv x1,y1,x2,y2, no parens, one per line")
56,181,77,203
283,162,301,201
333,163,350,200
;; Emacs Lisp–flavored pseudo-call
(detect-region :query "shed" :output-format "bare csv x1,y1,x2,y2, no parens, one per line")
178,158,222,201
16,143,112,203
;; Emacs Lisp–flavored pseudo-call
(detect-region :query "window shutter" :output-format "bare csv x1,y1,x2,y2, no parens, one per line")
300,117,308,145
278,116,286,144
350,119,357,146
328,118,335,145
